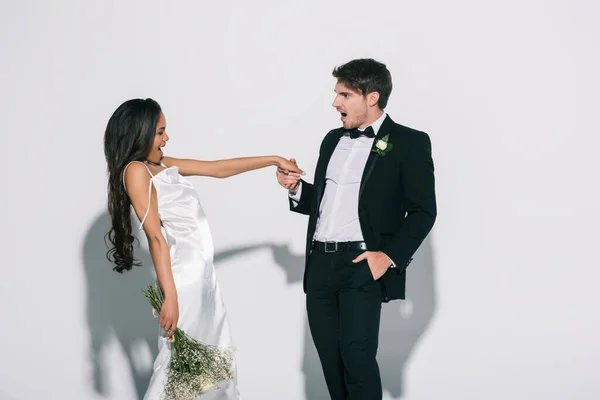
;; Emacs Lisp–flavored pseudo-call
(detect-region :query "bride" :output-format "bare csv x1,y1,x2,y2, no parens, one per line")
103,98,303,399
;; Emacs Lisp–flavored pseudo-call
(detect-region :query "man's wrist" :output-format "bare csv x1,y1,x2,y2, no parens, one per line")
379,251,395,268
288,181,301,196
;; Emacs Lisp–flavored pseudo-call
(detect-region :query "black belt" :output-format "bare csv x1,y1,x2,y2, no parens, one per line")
312,240,368,253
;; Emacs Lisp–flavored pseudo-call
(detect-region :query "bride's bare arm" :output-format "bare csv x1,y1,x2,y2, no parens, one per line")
124,163,178,338
161,156,304,178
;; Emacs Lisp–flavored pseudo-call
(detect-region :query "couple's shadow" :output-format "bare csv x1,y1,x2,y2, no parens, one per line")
84,212,436,399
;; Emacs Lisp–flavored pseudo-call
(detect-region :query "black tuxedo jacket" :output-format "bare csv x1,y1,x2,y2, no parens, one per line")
289,115,437,302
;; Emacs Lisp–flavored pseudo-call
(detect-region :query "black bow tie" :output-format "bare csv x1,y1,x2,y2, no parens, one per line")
344,126,375,139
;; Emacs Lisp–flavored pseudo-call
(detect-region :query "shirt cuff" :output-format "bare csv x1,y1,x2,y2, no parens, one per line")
288,181,302,204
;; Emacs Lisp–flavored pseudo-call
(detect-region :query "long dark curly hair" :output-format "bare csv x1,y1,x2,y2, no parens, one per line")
103,98,162,273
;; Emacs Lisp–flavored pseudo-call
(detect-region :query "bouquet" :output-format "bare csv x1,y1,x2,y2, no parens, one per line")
142,283,235,400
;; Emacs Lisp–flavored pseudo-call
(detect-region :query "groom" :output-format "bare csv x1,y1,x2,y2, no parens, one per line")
277,58,436,399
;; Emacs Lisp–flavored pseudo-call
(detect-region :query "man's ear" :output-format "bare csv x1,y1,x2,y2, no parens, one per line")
367,91,380,108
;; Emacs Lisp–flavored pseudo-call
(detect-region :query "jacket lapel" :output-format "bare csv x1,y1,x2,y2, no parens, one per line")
314,129,344,208
359,115,394,201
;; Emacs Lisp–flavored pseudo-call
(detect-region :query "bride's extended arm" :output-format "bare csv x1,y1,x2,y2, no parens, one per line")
161,156,304,178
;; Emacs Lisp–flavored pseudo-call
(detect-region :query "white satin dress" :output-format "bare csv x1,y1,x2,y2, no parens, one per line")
123,161,240,400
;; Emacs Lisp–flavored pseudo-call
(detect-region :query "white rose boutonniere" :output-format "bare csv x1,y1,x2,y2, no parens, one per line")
372,134,393,156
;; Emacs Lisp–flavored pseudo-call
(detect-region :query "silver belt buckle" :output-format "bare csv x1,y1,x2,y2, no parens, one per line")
324,241,338,253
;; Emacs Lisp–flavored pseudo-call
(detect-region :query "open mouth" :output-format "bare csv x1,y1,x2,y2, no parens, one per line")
340,112,347,121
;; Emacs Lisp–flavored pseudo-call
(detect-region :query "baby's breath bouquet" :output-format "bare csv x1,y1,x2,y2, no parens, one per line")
142,283,235,400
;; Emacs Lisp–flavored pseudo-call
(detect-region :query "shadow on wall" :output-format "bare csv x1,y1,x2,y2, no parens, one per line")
83,212,158,400
83,212,436,400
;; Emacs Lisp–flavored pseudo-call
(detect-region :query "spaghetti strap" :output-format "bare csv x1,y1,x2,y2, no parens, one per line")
122,161,155,230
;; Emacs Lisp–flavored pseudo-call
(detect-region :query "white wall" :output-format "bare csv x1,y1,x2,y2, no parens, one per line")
2,1,599,399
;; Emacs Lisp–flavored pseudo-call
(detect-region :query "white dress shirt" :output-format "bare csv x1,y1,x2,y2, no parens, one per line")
290,113,395,266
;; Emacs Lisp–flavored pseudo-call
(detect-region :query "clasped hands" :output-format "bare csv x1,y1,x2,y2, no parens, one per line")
276,158,303,194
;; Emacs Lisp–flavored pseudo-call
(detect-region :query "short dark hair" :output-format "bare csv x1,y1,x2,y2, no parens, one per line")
332,58,392,109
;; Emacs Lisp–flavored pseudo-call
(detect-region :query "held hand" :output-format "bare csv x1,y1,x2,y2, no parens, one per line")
352,251,392,280
158,296,179,339
278,157,305,175
276,158,302,193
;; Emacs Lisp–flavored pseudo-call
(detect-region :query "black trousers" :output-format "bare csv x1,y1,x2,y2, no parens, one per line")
306,248,383,400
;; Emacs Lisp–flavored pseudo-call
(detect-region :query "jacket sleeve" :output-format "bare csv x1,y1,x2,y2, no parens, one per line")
288,180,314,216
382,130,437,269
